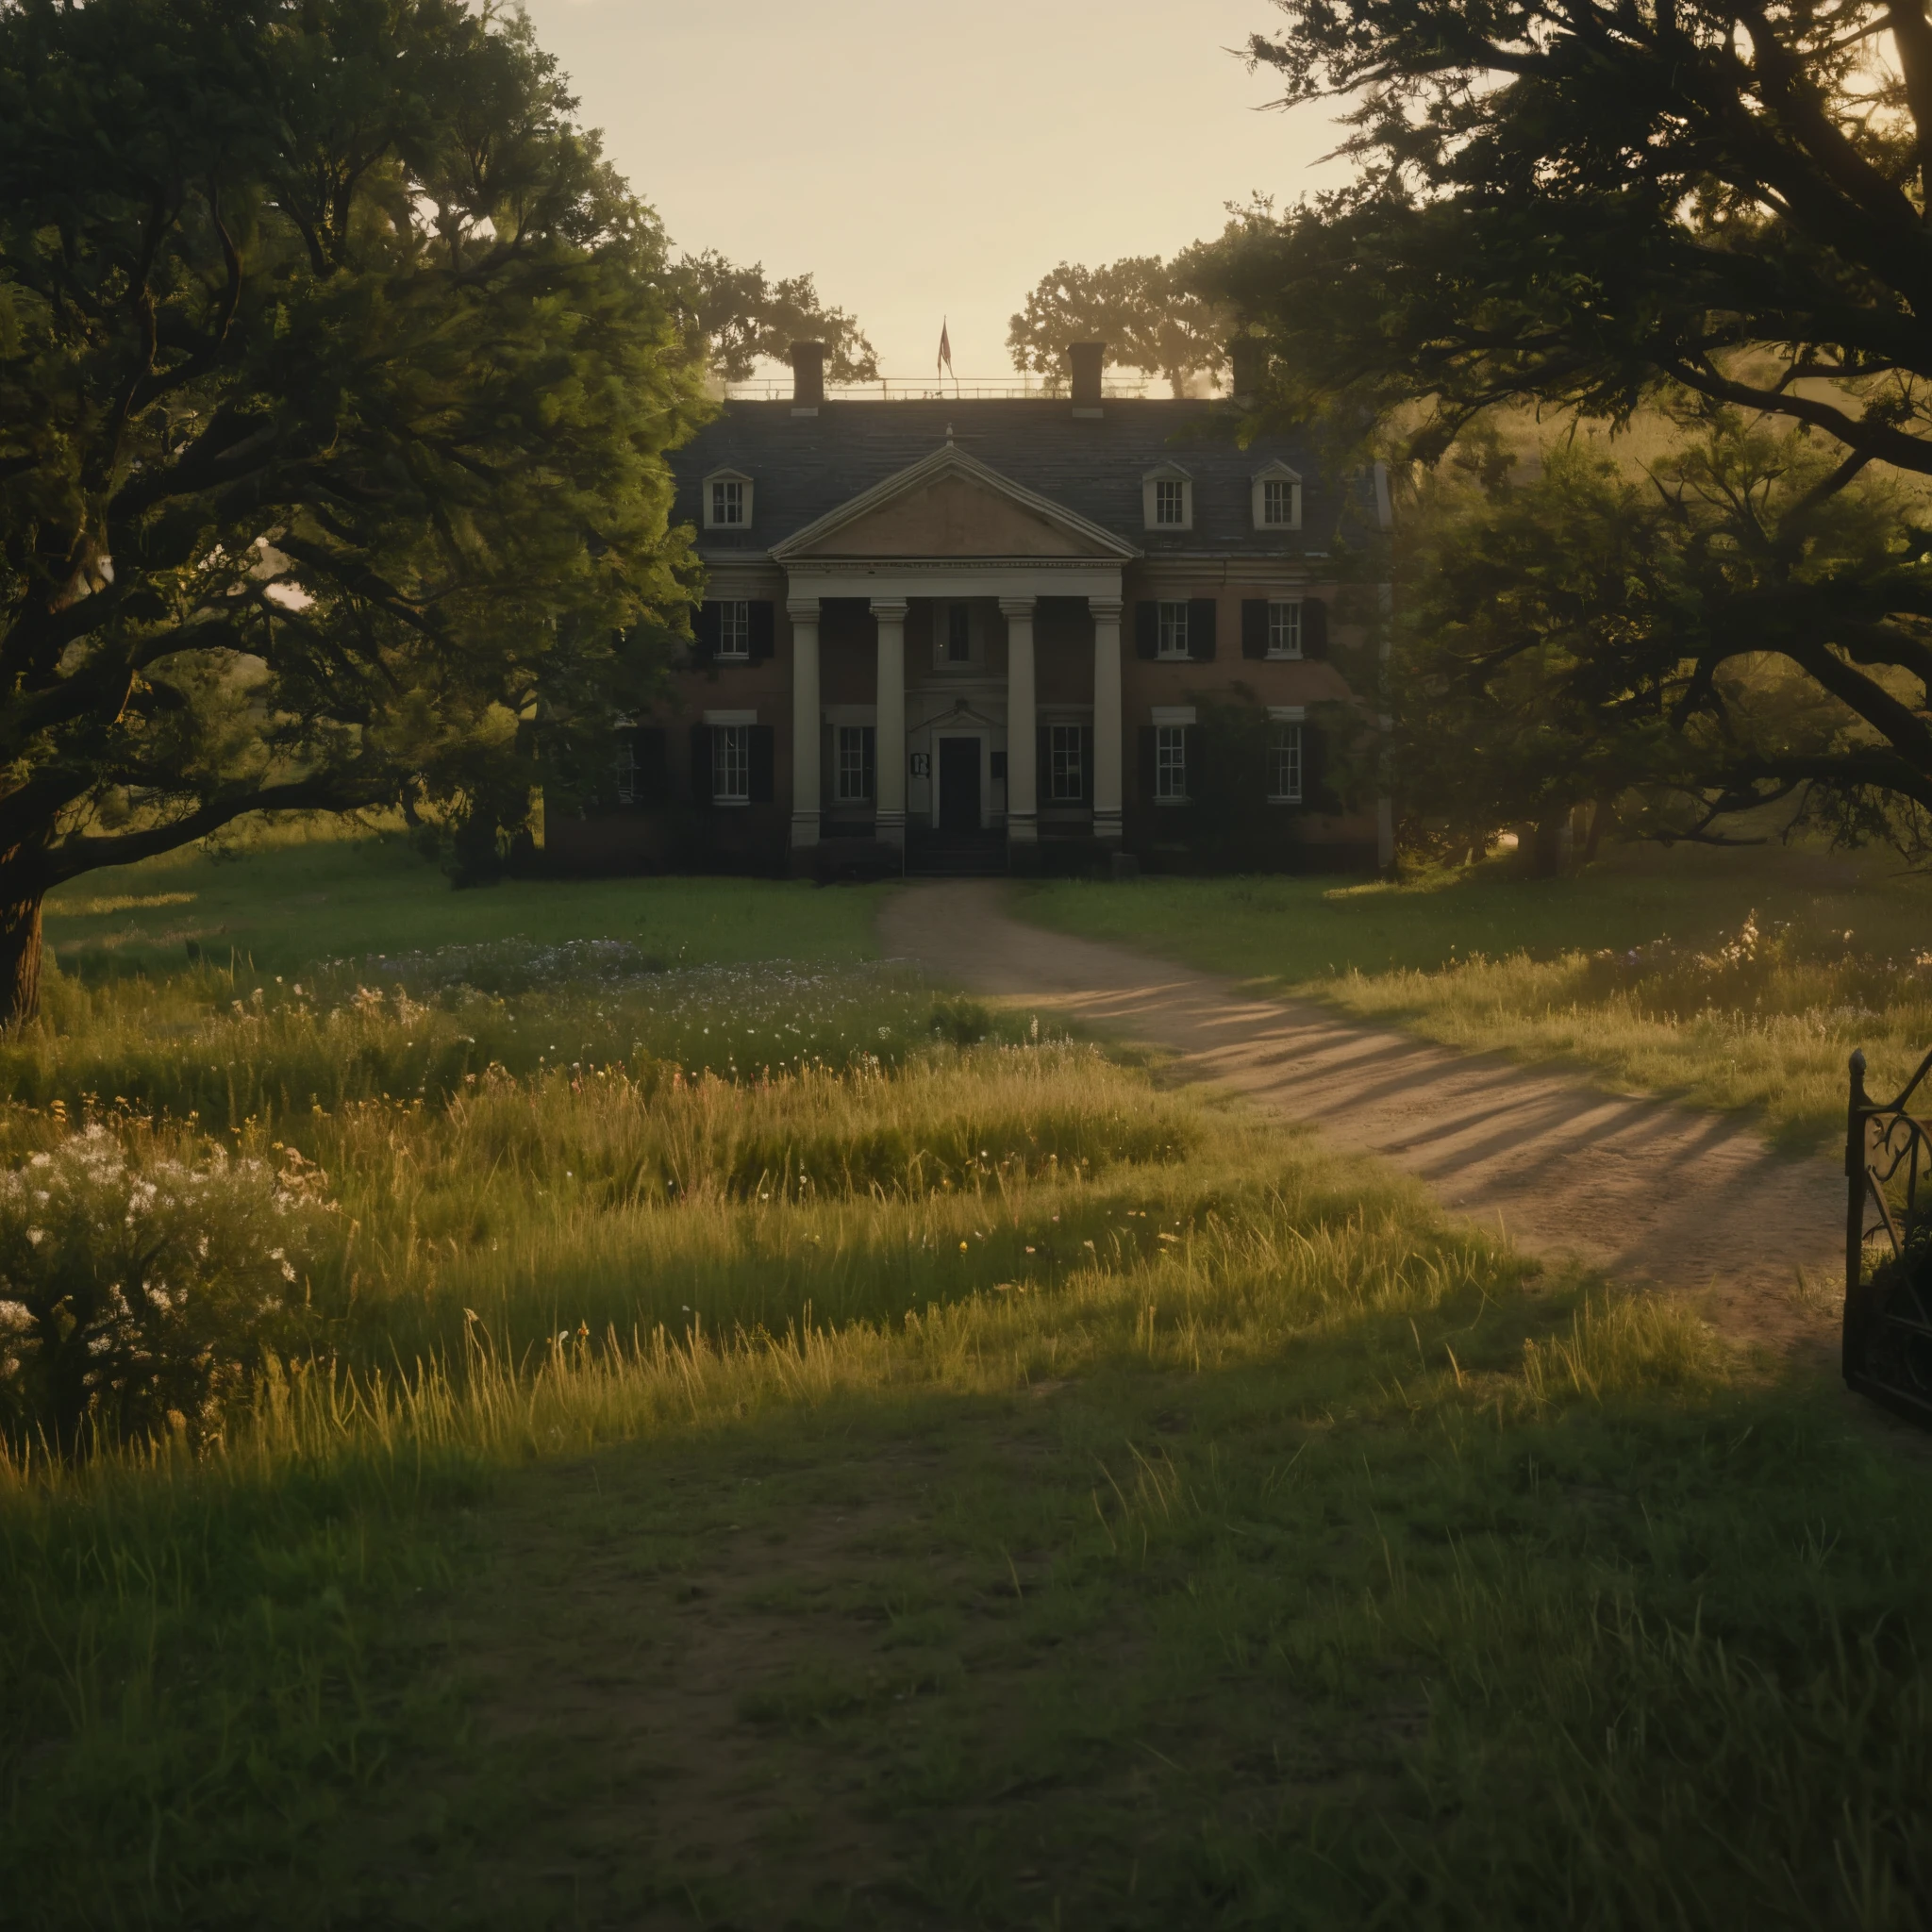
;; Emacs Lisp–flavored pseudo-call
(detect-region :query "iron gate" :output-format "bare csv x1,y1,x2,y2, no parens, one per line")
1845,1047,1932,1425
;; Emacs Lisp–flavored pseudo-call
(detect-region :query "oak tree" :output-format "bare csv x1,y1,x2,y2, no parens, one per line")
1214,0,1932,839
675,250,878,385
1008,252,1228,397
0,0,708,1023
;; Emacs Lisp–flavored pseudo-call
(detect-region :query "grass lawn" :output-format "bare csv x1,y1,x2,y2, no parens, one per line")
4,943,1930,1927
42,824,881,984
1020,839,1932,1149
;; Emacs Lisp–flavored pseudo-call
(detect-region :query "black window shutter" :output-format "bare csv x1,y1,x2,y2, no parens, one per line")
1241,600,1268,659
1036,726,1049,806
748,601,775,661
1302,596,1328,659
1134,601,1158,659
1188,598,1217,662
1182,724,1200,798
690,724,713,804
748,725,775,804
694,602,721,662
861,725,876,802
820,721,834,807
1138,725,1157,800
1303,724,1327,810
1080,725,1095,806
635,727,667,806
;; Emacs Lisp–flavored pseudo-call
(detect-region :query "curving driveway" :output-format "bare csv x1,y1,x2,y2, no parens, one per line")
879,879,1845,1362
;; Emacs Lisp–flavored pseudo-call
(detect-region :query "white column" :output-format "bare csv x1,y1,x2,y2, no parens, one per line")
788,596,821,849
1091,595,1124,841
870,598,908,847
1002,595,1038,844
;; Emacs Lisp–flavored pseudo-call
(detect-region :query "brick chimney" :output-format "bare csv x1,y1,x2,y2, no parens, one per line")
1069,341,1105,418
790,341,826,416
1229,339,1266,407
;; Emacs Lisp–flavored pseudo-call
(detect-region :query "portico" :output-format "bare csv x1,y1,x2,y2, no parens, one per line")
768,443,1138,857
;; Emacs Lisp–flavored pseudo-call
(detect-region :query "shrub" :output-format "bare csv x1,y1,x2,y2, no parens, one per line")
0,1126,330,1455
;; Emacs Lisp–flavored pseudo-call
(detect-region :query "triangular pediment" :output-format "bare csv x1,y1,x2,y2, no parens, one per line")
771,444,1138,562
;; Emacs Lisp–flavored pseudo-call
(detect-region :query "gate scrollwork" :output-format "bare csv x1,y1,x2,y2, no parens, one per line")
1845,1048,1932,1425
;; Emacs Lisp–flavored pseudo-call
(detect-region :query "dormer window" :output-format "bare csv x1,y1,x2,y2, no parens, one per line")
1142,464,1193,532
703,469,754,531
1251,460,1302,531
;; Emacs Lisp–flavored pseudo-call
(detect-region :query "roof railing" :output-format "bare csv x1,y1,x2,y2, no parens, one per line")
718,375,1210,403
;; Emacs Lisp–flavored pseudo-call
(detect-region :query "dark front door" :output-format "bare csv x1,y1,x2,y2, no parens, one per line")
938,737,981,833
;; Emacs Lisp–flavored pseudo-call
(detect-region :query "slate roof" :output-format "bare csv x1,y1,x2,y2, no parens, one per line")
669,400,1380,560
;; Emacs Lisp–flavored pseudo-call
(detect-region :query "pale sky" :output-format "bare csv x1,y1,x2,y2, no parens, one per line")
520,0,1352,379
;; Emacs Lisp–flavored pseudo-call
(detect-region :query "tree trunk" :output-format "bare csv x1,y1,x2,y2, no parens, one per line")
1584,790,1616,862
1525,815,1569,878
0,891,46,1028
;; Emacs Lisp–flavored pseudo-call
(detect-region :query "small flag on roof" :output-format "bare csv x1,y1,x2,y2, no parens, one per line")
937,318,953,377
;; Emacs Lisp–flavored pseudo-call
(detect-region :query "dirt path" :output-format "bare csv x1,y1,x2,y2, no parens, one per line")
878,880,1845,1360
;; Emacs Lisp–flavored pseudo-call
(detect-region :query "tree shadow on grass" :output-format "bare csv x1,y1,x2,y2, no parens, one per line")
294,1287,1932,1932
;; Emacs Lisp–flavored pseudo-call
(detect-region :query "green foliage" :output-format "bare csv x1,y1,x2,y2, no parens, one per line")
1006,249,1229,396
1231,0,1932,473
1390,418,1932,858
1391,432,1673,862
674,249,878,383
1202,0,1932,838
0,0,710,1007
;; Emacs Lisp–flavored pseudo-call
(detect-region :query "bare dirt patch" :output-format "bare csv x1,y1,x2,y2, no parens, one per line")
880,880,1845,1365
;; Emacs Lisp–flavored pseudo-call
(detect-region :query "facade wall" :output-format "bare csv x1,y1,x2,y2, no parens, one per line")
545,408,1388,878
1118,569,1380,871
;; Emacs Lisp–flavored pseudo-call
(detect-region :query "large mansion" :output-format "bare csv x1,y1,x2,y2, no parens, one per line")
550,343,1392,877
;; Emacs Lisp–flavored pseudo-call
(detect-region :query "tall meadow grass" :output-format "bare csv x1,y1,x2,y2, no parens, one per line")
4,942,1930,1927
1319,908,1932,1145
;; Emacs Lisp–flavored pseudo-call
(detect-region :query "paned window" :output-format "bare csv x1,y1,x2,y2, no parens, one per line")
1261,479,1295,526
1156,725,1189,802
710,479,745,525
1267,723,1303,803
1048,724,1085,803
715,600,750,659
614,733,640,807
945,603,972,663
835,724,875,803
1267,600,1302,659
1155,479,1186,525
712,724,750,803
1158,601,1191,659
